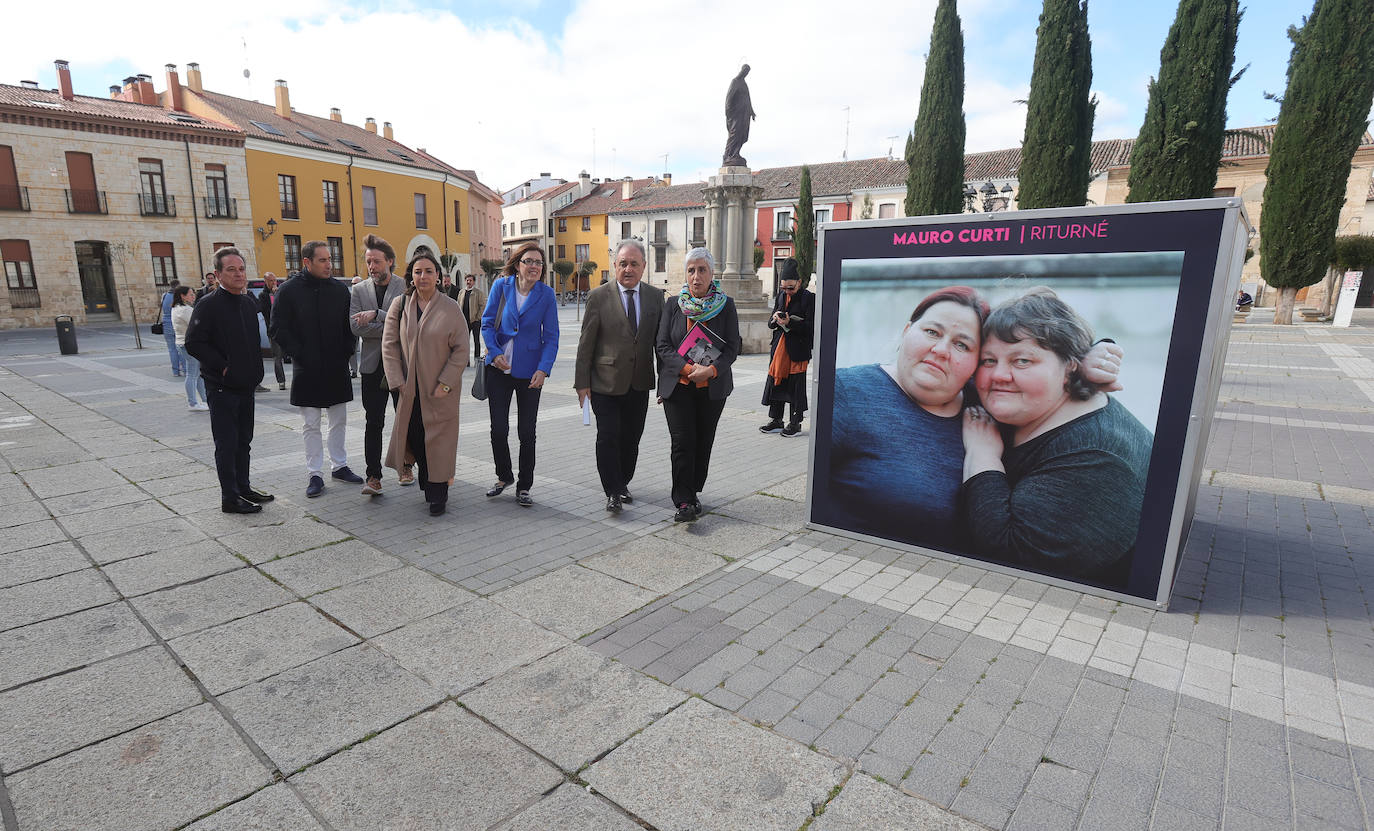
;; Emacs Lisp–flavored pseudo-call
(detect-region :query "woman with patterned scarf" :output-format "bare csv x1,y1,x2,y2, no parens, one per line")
654,247,742,522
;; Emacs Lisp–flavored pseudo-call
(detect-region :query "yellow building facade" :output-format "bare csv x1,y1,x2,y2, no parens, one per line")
552,177,655,290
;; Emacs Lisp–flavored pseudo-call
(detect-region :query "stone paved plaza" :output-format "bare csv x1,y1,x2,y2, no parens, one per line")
0,306,1371,830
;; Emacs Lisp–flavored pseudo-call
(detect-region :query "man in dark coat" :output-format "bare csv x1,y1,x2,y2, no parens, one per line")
185,247,274,514
270,240,363,497
760,258,814,437
256,271,286,390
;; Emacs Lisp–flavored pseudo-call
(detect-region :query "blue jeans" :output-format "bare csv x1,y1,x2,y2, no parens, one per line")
164,329,182,374
178,345,206,406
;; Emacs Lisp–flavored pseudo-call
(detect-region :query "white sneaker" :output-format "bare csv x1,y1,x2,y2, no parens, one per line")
191,402,210,411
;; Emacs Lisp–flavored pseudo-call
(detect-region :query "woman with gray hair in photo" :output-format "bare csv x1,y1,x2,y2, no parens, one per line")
961,287,1153,588
655,247,742,522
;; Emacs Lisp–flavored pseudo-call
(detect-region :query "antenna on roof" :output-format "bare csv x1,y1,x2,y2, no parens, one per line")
241,36,252,95
886,135,900,160
841,106,851,161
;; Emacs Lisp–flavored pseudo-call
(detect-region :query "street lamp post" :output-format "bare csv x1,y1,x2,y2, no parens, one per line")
964,181,1007,213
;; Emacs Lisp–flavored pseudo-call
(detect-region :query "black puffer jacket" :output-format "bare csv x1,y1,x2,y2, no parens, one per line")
269,273,355,407
185,290,265,394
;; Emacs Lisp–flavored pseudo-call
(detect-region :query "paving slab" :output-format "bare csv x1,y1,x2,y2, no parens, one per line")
139,470,223,499
0,567,118,632
309,566,473,637
169,602,359,694
0,519,66,555
77,517,210,564
259,539,402,596
217,516,353,565
56,499,175,538
583,534,728,593
184,502,308,538
0,644,202,772
101,540,245,596
5,703,269,831
372,598,569,694
0,499,51,528
655,513,790,559
0,540,88,589
461,643,688,771
42,482,148,516
19,460,128,498
584,697,848,831
219,643,441,773
156,486,230,516
183,784,327,831
291,703,562,830
491,564,659,639
760,473,808,502
715,492,809,531
0,602,154,690
812,772,985,831
495,782,644,831
130,568,295,640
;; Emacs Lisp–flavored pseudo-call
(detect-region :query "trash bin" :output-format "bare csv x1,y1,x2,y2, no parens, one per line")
55,315,78,355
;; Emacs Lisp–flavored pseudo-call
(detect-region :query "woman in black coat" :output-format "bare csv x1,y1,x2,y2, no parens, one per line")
655,247,742,523
760,257,814,437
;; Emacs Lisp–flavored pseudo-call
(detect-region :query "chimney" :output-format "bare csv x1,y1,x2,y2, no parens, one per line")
383,121,393,140
622,177,634,201
137,74,155,106
164,64,183,111
274,79,290,119
55,60,74,100
185,62,203,93
662,173,672,185
19,80,38,89
330,107,342,122
109,85,120,98
365,117,377,134
578,170,592,198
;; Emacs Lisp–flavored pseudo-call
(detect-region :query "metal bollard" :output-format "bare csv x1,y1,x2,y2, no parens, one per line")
55,315,78,355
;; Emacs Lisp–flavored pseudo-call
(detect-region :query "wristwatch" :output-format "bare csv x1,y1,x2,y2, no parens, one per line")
440,383,451,393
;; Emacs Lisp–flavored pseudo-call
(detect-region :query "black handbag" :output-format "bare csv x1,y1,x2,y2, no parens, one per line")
471,280,508,401
150,321,164,335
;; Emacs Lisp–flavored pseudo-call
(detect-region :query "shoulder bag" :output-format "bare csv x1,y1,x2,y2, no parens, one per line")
471,278,509,401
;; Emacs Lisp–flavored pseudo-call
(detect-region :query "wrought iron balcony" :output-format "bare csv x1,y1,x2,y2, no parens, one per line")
771,228,793,242
65,188,107,214
650,234,670,247
139,193,176,217
203,196,238,219
0,185,29,211
7,287,41,308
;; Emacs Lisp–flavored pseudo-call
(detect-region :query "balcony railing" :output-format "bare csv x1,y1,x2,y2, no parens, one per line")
0,185,30,211
139,193,176,217
771,228,793,242
650,234,670,247
203,196,237,219
6,287,41,308
65,188,107,214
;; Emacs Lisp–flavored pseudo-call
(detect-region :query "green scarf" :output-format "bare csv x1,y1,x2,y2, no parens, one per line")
678,281,727,323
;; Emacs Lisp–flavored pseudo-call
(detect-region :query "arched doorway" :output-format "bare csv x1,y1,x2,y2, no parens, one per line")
74,241,117,314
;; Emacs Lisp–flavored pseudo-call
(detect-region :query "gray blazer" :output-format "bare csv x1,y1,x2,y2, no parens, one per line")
350,275,408,374
574,280,664,395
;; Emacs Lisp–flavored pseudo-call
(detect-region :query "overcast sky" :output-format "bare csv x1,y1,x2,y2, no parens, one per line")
4,0,1354,193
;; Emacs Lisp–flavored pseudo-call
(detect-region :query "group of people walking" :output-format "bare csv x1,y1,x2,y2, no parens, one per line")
182,233,785,523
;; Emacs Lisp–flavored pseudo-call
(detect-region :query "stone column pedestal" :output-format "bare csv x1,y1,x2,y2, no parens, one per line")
705,166,770,353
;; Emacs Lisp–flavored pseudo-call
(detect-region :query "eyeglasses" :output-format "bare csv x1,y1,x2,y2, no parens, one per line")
520,258,544,267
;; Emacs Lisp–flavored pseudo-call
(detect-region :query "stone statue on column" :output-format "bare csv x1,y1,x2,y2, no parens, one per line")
723,65,755,168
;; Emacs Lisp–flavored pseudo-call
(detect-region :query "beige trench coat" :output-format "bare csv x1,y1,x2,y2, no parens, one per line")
381,290,469,484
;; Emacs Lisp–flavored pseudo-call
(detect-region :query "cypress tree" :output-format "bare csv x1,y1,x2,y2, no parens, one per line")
795,165,815,288
905,0,967,216
1260,0,1374,323
1127,0,1244,202
1018,0,1096,209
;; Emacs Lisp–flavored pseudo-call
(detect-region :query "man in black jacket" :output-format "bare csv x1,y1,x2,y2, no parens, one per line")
759,258,814,437
257,271,286,390
185,247,274,514
270,240,362,497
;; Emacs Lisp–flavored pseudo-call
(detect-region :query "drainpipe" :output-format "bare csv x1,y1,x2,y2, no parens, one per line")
441,175,451,277
346,157,358,277
183,138,205,277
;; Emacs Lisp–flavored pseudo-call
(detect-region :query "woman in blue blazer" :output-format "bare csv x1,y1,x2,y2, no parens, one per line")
481,241,560,506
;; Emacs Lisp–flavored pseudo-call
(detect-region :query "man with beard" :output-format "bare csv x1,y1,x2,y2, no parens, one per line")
349,234,408,495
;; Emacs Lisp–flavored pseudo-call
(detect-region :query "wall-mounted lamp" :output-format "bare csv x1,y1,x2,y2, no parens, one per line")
257,218,277,241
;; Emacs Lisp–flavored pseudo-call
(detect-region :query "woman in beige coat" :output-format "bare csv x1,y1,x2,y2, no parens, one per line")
382,251,468,515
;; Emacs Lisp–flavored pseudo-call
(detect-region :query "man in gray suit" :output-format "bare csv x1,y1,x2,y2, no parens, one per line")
349,234,408,495
575,239,664,513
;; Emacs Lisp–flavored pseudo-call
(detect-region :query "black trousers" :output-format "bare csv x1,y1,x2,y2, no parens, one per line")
205,385,256,503
468,322,482,366
663,385,727,507
407,388,447,505
269,339,285,385
590,389,650,497
769,400,805,424
361,366,399,480
487,366,541,491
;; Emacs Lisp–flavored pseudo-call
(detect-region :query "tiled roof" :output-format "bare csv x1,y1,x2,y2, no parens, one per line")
510,181,578,206
552,179,655,216
755,158,903,201
609,181,710,214
193,90,462,177
0,84,241,135
451,168,502,202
